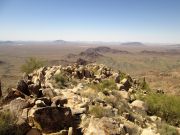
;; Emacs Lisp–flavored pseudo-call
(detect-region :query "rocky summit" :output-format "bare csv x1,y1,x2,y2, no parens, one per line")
0,63,179,135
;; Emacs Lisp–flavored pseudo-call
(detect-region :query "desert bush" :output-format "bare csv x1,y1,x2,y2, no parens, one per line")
0,111,15,135
142,93,180,126
54,73,69,88
21,57,44,74
157,122,178,135
119,71,127,80
89,105,114,118
80,88,97,100
139,77,150,91
89,79,117,92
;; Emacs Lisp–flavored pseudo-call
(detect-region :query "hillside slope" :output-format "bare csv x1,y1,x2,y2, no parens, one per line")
0,63,179,135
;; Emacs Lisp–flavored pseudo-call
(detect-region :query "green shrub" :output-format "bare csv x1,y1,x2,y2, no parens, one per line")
21,57,44,74
119,71,127,80
139,77,150,90
89,79,117,92
89,105,114,118
54,73,69,88
142,93,180,126
0,111,15,135
157,122,178,135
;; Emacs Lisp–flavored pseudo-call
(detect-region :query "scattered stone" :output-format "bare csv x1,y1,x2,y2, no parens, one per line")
84,117,126,135
68,127,73,135
117,84,125,90
35,100,46,107
141,128,158,135
131,100,148,112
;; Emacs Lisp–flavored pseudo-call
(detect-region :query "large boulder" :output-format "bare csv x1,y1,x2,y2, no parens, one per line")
9,97,30,118
28,81,42,97
117,84,125,90
28,107,73,133
117,91,131,101
131,100,148,112
17,80,30,95
3,88,25,103
26,128,42,135
41,88,57,98
15,116,31,135
141,128,158,135
51,96,68,107
84,70,93,78
120,78,131,91
114,73,120,83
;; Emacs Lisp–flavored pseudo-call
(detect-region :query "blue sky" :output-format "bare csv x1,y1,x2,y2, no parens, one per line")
0,0,180,43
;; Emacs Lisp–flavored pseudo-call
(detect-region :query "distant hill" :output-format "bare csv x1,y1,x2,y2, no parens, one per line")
66,46,129,60
91,46,129,54
79,48,103,59
0,60,6,65
140,50,180,55
53,40,67,44
0,41,15,45
140,50,165,55
121,42,145,46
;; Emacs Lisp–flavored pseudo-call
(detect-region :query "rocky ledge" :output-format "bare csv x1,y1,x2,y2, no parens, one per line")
0,63,177,135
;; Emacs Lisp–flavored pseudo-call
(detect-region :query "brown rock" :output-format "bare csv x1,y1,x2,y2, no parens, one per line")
26,128,42,135
51,96,68,107
114,73,120,83
131,100,148,112
41,88,57,98
0,79,2,97
17,80,30,95
84,117,126,135
28,107,72,133
10,97,30,118
28,81,42,97
120,78,131,91
3,88,25,103
16,117,31,135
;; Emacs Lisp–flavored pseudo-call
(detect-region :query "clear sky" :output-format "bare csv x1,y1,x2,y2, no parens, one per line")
0,0,180,43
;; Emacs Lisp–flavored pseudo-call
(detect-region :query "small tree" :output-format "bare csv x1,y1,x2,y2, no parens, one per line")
21,57,44,74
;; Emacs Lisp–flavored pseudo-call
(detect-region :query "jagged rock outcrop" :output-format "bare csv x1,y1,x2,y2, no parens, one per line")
0,63,176,135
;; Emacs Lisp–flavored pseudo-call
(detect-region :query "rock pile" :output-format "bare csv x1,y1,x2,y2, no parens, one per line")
0,63,171,135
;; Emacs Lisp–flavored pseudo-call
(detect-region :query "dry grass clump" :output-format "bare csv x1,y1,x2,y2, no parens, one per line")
88,79,118,92
89,105,114,118
0,110,15,135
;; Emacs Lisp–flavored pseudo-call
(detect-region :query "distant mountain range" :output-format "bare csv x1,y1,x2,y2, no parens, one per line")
0,40,179,46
